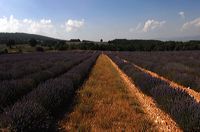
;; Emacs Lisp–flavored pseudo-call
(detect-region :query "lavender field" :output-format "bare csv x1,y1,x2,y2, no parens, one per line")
0,51,99,131
1,0,200,131
115,51,200,92
107,51,200,131
1,51,200,131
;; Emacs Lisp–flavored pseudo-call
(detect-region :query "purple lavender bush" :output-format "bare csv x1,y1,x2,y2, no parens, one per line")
108,52,200,131
2,101,52,131
0,52,92,112
0,53,99,131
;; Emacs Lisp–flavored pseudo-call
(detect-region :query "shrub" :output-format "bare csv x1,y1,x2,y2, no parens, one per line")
151,84,200,130
18,48,22,53
36,47,44,52
0,79,35,109
29,38,37,47
6,39,15,48
25,78,74,112
1,101,52,132
0,49,8,55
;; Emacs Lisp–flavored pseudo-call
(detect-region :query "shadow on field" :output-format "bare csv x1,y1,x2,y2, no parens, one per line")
52,65,95,132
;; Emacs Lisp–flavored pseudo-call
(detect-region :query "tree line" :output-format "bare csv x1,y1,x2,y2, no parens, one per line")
1,33,200,52
60,39,200,51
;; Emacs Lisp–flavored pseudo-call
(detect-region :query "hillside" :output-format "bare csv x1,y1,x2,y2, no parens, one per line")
0,33,60,44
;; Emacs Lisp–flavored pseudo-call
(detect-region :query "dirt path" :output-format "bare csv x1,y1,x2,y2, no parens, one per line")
59,54,158,131
106,55,182,132
120,57,200,103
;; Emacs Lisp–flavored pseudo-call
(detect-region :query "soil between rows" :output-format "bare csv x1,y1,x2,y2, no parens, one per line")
58,54,181,131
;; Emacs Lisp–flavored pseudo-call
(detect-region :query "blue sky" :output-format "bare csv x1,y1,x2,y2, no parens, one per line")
0,0,200,41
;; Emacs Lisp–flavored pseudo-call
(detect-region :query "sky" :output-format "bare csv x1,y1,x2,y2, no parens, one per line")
0,0,200,41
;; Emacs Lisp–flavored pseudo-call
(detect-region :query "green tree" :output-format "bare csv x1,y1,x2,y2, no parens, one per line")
29,38,37,47
6,39,15,48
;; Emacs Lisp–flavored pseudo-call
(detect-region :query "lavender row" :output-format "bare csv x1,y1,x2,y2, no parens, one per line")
116,51,200,92
0,51,88,81
0,53,92,112
0,53,99,131
107,53,200,131
0,50,79,63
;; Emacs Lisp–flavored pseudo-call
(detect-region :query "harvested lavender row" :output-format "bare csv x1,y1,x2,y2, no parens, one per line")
0,52,92,112
107,53,200,131
0,53,99,131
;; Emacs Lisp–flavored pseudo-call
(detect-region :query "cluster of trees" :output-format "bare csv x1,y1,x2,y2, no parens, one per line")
54,39,200,51
1,33,200,52
35,39,198,51
0,38,45,54
2,38,200,52
107,39,200,51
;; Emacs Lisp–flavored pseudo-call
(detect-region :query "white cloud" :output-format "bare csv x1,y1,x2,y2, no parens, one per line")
0,15,20,32
40,19,51,24
142,19,166,32
179,11,185,19
23,18,54,35
0,15,86,39
65,19,84,32
23,19,32,24
0,15,55,36
182,17,200,31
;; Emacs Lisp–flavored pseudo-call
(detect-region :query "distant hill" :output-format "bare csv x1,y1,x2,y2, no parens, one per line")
0,32,61,44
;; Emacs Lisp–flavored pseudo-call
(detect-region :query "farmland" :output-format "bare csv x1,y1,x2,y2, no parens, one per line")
114,51,200,92
0,51,99,131
59,55,157,131
2,0,200,131
107,51,200,131
0,50,200,131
